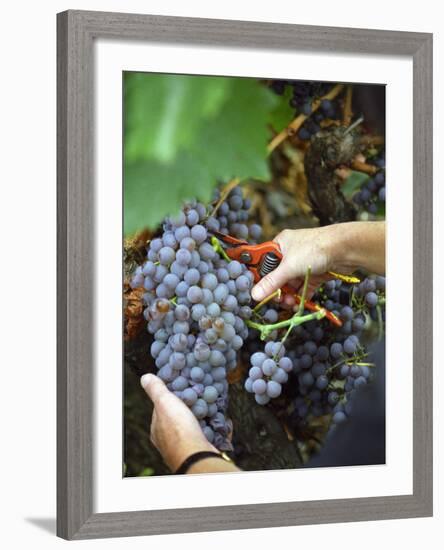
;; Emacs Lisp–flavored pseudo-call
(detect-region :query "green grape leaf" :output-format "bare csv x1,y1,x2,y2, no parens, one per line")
124,73,231,164
267,85,295,132
124,153,212,235
124,76,278,235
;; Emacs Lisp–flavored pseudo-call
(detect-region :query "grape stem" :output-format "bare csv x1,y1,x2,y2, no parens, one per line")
253,289,281,312
376,304,383,341
210,236,231,262
296,265,311,316
210,178,241,217
327,351,371,373
247,266,324,341
246,309,326,341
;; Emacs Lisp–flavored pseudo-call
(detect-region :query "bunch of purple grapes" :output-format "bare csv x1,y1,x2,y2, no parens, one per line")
205,186,262,243
130,189,259,450
130,182,386,449
353,154,386,215
243,275,385,435
270,80,331,114
269,79,341,142
354,275,386,322
287,276,386,428
244,341,293,405
297,99,341,141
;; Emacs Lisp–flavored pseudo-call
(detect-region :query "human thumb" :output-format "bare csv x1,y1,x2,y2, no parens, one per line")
140,373,169,405
251,262,291,302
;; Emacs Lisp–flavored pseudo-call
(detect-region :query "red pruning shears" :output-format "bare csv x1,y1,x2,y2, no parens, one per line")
211,231,344,327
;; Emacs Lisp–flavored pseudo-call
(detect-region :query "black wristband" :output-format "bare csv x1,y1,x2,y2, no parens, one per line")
175,451,227,475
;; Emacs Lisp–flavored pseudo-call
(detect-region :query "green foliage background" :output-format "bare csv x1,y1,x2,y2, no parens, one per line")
123,73,293,235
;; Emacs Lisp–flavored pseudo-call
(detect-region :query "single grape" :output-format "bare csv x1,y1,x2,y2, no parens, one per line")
210,349,225,367
252,378,267,395
187,285,203,304
330,342,343,359
227,261,243,279
255,393,270,405
190,366,205,382
193,342,210,362
175,304,190,321
215,269,228,286
262,358,277,376
266,380,282,398
182,387,198,406
174,225,191,242
365,291,378,307
315,374,329,390
278,356,293,373
271,368,288,384
203,386,218,404
214,284,229,305
251,352,266,368
332,411,347,424
249,366,263,381
343,338,357,355
244,377,253,392
354,376,367,389
192,399,208,419
190,224,207,244
249,224,262,241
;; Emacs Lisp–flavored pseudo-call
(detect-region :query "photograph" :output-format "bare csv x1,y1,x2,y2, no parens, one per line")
123,72,387,477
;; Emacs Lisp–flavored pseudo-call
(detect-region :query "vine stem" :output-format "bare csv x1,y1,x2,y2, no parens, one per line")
350,159,378,175
267,84,345,154
342,85,353,127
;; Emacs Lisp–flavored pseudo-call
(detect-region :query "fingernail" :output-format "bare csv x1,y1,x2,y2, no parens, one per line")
140,373,153,389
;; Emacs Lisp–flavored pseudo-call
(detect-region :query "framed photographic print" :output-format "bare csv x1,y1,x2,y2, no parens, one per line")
57,10,433,540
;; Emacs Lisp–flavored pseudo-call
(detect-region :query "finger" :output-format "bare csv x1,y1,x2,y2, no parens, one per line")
140,373,171,406
251,262,291,302
150,409,158,446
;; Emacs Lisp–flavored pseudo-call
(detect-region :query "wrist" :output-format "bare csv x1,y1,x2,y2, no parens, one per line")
167,437,217,473
327,222,362,272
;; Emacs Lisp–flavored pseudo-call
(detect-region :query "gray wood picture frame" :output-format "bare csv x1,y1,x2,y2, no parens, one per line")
57,9,433,540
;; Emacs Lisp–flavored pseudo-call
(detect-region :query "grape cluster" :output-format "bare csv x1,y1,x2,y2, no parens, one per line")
130,192,256,450
353,154,386,215
204,186,262,243
269,80,341,142
354,275,386,323
243,275,385,436
270,80,331,113
288,323,367,427
244,341,293,405
130,183,386,452
286,276,385,428
297,99,341,141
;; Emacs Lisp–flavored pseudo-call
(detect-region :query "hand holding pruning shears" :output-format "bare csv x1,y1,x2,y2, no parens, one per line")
211,221,386,326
